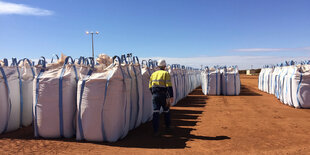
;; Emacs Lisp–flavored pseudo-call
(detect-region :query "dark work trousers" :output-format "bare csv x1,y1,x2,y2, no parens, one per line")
152,93,171,133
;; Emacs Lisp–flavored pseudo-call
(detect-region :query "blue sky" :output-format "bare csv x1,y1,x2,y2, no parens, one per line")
0,0,309,68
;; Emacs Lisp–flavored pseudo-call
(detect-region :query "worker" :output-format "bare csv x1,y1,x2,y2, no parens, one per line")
149,59,174,136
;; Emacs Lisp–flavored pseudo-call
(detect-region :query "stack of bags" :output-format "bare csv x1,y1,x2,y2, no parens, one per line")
0,53,203,143
201,66,240,96
258,61,310,108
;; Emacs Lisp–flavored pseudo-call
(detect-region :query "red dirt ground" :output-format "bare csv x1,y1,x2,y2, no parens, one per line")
1,75,310,154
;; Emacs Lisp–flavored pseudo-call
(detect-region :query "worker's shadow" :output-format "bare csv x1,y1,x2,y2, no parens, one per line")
0,88,230,149
102,88,231,149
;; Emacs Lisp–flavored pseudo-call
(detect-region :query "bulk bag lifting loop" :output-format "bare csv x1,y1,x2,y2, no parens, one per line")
20,58,35,79
51,54,59,63
141,60,151,75
148,59,154,70
77,56,85,65
0,63,12,134
77,56,92,66
3,58,8,66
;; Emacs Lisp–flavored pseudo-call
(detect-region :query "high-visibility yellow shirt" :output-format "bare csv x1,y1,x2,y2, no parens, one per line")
149,70,172,88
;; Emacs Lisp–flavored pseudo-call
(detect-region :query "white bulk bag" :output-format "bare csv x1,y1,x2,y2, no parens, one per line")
172,67,180,102
130,56,143,128
141,60,153,123
271,66,281,95
19,59,36,127
221,67,240,96
283,65,296,106
267,67,275,94
181,68,186,98
34,56,78,138
177,67,183,101
76,56,129,142
263,67,272,93
276,66,285,99
291,64,310,108
0,59,21,133
207,67,221,95
123,56,138,131
258,68,266,91
278,66,289,102
201,67,209,95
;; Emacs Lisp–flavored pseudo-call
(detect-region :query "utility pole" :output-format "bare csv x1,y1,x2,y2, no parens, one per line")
86,31,99,60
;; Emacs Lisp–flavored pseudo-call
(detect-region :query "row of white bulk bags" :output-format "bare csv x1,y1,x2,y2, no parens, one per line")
221,67,241,96
76,56,130,142
258,61,310,108
0,57,39,135
259,65,282,97
258,67,271,92
186,68,201,94
169,65,184,104
34,56,79,138
0,59,21,134
168,65,201,105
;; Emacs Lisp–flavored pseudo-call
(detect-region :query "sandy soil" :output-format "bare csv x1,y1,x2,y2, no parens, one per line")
1,75,310,154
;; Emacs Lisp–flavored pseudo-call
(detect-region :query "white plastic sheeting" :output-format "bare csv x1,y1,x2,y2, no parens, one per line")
258,61,310,108
34,56,78,138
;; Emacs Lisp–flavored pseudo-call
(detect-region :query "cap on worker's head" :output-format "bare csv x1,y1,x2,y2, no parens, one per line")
158,59,166,67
